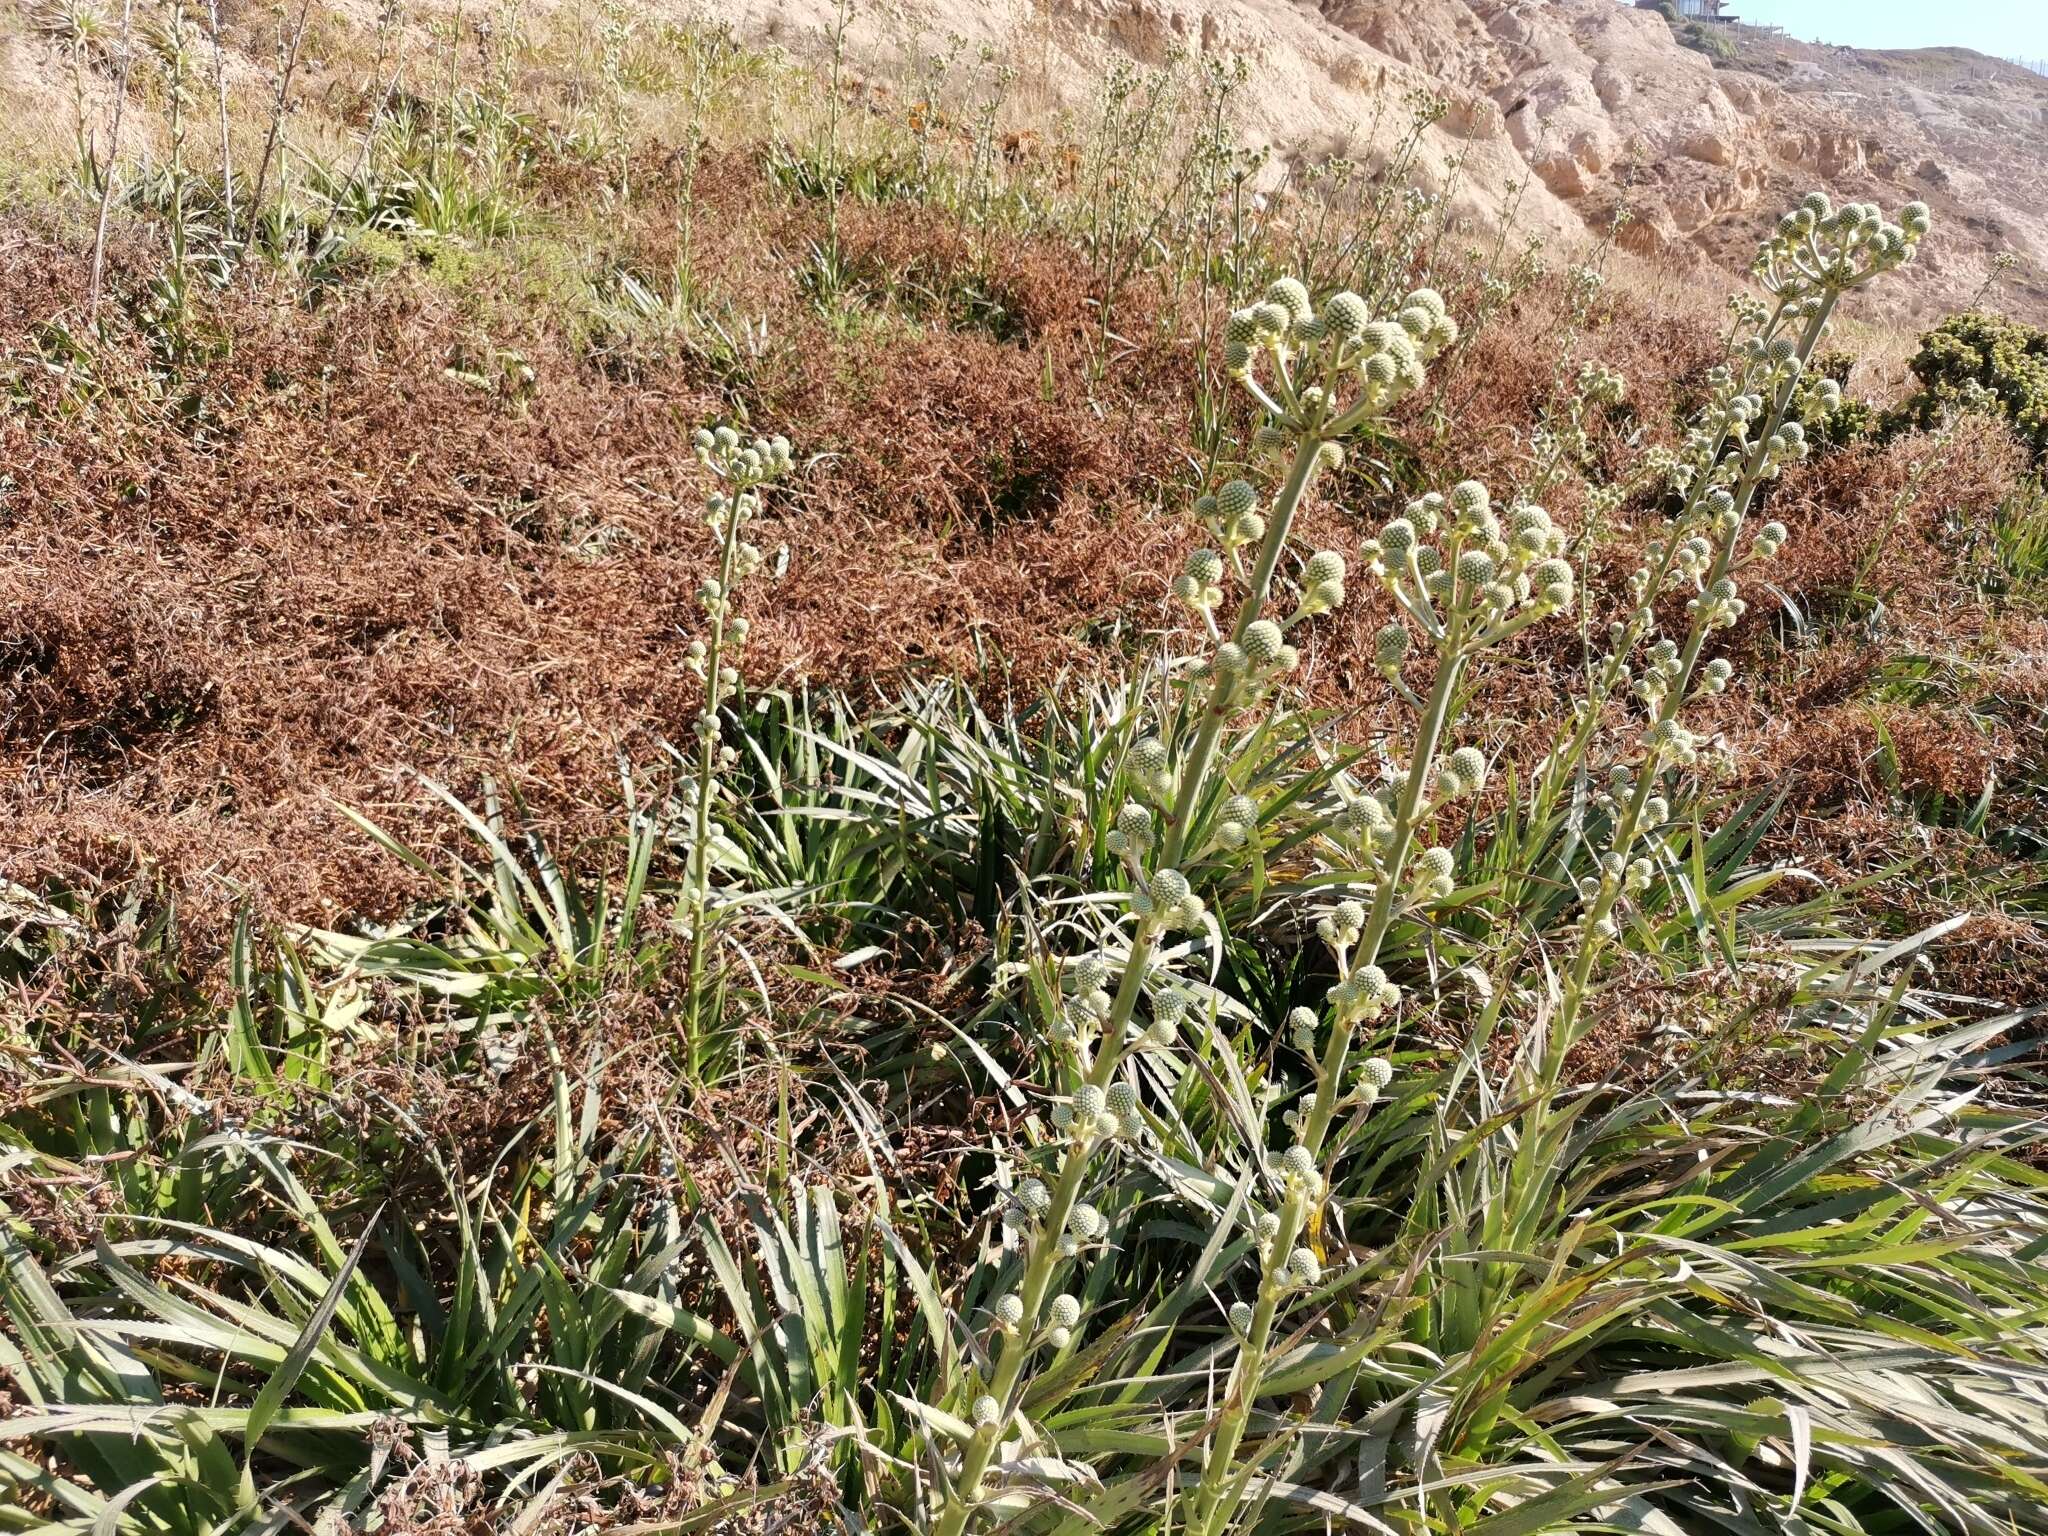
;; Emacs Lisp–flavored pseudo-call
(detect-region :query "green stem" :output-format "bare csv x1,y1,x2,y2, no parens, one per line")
1162,425,1325,866
936,400,1335,1536
680,503,748,1071
929,921,1161,1536
1185,611,1468,1536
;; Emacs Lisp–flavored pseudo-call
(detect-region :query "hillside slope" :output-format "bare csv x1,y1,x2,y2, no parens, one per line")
730,0,2048,321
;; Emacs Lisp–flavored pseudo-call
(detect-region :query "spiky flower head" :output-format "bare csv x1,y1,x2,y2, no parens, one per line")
1361,1057,1394,1088
1304,550,1347,588
1446,746,1487,794
1243,619,1284,667
1116,802,1154,847
1228,1300,1254,1334
972,1395,1001,1428
1049,1293,1081,1329
1289,1247,1322,1286
1323,290,1369,338
1264,277,1313,325
1130,736,1170,777
1216,480,1257,520
995,1294,1025,1327
1374,623,1410,670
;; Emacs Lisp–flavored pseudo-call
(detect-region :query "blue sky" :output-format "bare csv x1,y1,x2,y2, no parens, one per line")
1716,0,2048,63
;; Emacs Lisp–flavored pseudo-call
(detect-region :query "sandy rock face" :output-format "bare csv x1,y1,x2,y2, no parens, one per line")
733,0,2046,321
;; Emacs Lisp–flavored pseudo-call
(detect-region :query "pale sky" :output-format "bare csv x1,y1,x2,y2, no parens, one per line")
1718,0,2048,64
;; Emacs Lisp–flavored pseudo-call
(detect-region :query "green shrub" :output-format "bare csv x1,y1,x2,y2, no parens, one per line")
1893,309,2048,460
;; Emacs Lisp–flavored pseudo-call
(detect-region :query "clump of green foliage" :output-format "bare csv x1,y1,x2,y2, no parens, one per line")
1895,309,2048,459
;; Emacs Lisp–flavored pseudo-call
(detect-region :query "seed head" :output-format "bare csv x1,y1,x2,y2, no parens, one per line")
1323,290,1369,337
1243,620,1284,666
1130,736,1170,776
1264,277,1313,324
1304,550,1346,587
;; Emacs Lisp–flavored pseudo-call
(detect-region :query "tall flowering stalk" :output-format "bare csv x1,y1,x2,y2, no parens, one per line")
924,192,1930,1535
679,425,793,1067
1530,194,1929,1073
927,275,1471,1535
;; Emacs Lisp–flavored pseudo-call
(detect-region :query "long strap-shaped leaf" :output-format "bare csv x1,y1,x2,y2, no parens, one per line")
237,1206,381,1512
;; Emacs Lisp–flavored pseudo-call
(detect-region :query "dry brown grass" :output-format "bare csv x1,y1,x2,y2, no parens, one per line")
3,144,2039,989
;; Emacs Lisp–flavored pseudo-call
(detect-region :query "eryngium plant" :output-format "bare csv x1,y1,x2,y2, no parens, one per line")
680,425,794,1066
920,193,1934,1535
1523,192,1929,1071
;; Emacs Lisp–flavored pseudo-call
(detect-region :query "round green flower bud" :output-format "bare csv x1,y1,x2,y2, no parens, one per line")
1048,1325,1072,1348
1282,1144,1317,1180
1446,746,1486,790
1231,511,1267,544
995,1294,1025,1327
1212,641,1248,676
1287,1005,1318,1035
1220,794,1258,831
1455,549,1497,588
1290,1247,1322,1285
973,1394,1001,1428
1187,549,1225,586
1225,308,1261,346
1362,320,1405,353
1224,338,1251,372
1105,1081,1137,1116
1451,479,1490,518
1243,619,1284,665
1228,1300,1254,1334
1405,287,1447,319
1374,623,1410,667
1323,290,1369,337
1254,1211,1281,1243
1116,802,1153,845
1363,351,1398,387
1216,480,1257,520
1418,846,1454,882
1253,301,1292,337
1149,868,1190,908
1378,518,1416,555
1264,277,1312,324
1361,1057,1394,1088
1070,1202,1103,1239
1076,1084,1106,1119
1048,1293,1082,1331
1019,1178,1050,1213
1130,737,1170,776
1304,550,1346,587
